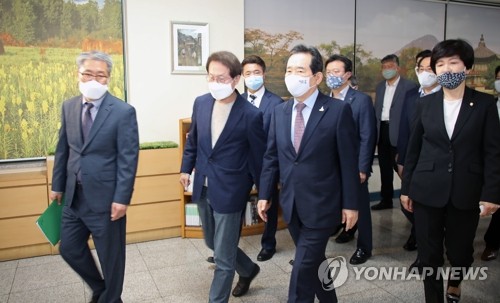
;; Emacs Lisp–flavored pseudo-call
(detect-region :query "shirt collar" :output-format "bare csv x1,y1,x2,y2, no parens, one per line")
294,89,319,110
330,85,350,101
419,85,442,97
249,86,265,99
386,75,400,87
82,93,106,109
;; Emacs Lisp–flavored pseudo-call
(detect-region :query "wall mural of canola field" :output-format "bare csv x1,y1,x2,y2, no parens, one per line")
0,0,124,160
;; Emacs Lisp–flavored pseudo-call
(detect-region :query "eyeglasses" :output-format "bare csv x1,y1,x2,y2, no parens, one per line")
79,72,109,82
206,74,233,84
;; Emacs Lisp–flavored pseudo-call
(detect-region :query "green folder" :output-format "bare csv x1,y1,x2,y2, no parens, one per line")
36,198,65,246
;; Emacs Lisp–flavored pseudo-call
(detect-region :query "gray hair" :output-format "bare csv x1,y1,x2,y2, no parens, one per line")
76,51,113,75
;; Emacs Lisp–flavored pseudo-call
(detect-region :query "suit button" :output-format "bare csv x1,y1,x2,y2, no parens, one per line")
448,168,453,173
294,162,298,165
448,163,452,168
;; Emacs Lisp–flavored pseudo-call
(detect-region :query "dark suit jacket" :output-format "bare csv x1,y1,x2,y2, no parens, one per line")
259,91,360,229
343,87,377,176
52,93,139,213
181,92,267,214
396,88,421,165
401,87,500,209
374,76,419,146
242,89,284,135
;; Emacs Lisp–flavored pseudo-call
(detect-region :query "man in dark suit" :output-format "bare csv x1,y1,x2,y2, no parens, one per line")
324,55,377,265
258,45,360,303
373,54,418,210
50,51,139,303
180,51,267,302
241,55,284,262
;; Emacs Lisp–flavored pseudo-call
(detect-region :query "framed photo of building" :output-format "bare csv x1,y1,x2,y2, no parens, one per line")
171,22,209,74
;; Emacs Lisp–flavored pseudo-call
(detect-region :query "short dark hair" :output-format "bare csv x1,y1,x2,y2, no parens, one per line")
495,65,500,77
416,50,432,69
241,55,266,73
430,39,474,73
325,54,353,73
415,49,432,64
381,54,399,66
206,51,242,78
289,44,323,74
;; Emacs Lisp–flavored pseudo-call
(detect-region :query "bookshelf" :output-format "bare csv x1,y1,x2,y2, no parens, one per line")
178,118,286,238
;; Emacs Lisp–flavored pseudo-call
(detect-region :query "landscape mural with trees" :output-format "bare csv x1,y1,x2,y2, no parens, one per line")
244,0,500,101
0,0,124,160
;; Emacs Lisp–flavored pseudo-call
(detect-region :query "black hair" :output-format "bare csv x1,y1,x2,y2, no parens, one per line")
241,55,266,73
430,39,474,73
206,51,242,78
381,54,399,66
289,44,323,74
325,54,353,73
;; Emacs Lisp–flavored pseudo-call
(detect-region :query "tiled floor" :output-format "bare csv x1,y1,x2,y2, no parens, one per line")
1,200,499,303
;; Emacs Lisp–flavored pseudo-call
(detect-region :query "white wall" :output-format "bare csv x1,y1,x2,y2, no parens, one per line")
124,0,245,144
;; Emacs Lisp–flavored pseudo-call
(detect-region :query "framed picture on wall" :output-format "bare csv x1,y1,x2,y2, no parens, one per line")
171,21,209,74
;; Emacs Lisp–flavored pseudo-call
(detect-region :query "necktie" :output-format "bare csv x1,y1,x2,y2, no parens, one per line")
249,94,257,106
294,103,306,153
82,102,94,142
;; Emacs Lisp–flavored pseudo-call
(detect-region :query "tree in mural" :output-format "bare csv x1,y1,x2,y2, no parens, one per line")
244,28,303,72
0,0,124,159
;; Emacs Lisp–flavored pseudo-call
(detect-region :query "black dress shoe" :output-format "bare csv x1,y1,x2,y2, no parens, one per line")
257,248,276,261
206,256,214,263
349,248,371,265
403,235,417,251
371,201,393,210
331,224,343,237
481,247,499,261
232,264,260,297
335,230,355,243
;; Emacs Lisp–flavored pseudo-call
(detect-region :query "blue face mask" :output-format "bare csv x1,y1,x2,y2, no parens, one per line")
326,75,344,89
382,69,397,80
436,69,466,90
244,75,264,91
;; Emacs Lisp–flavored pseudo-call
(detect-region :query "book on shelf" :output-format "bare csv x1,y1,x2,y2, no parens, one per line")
244,196,261,226
185,170,195,193
185,203,201,226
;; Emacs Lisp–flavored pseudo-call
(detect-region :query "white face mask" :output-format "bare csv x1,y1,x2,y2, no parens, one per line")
417,71,437,88
495,80,500,94
79,80,108,100
285,74,313,98
208,81,234,100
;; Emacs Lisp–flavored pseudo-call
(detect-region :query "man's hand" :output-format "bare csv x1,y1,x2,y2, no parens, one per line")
179,173,190,190
400,195,413,212
257,200,271,222
359,172,367,184
49,191,63,205
342,209,358,231
111,202,128,221
479,201,500,217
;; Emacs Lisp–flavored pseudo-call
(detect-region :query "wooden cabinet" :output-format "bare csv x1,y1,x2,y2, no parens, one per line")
178,118,286,238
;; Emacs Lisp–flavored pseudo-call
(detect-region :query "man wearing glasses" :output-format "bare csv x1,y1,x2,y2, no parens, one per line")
50,51,139,303
180,51,266,302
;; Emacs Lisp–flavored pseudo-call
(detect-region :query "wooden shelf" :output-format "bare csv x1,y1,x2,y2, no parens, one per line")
178,118,286,238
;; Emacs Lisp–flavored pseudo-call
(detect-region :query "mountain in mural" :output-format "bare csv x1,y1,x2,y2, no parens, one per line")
395,34,440,54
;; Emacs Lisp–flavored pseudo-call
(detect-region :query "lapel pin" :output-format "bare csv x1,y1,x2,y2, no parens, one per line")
469,102,474,107
319,106,324,112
